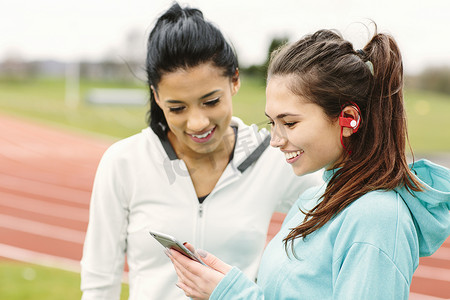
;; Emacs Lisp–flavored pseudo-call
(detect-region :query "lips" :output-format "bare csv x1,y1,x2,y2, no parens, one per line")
188,127,216,143
284,150,304,163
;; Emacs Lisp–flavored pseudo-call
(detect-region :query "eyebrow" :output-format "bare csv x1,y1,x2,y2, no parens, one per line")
264,112,300,119
166,89,221,103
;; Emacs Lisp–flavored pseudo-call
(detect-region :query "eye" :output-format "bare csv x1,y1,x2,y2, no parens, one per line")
284,122,297,128
169,106,186,113
204,97,220,106
267,120,274,127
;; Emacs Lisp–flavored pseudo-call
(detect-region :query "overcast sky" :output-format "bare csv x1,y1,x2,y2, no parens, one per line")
1,0,449,74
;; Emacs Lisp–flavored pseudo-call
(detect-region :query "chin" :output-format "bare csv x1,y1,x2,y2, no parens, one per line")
192,140,219,153
292,163,318,177
292,166,306,176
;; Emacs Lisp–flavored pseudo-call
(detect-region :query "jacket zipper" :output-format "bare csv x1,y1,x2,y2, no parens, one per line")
198,203,204,218
194,202,204,248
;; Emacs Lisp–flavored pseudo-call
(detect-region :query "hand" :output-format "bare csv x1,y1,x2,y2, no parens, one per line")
167,243,232,300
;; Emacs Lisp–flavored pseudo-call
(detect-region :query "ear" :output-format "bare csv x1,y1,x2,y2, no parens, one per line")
230,68,241,96
151,85,162,108
340,105,361,137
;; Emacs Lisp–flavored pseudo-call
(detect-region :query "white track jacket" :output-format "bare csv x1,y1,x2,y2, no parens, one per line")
80,117,322,299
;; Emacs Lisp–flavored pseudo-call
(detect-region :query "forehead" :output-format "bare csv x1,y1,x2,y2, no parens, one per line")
266,77,302,110
265,76,325,118
157,63,229,100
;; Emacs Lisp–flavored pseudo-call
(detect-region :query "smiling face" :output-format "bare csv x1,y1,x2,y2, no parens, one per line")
265,76,345,175
154,62,240,157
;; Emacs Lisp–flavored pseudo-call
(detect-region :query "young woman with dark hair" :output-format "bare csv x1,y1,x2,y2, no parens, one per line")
167,28,450,300
80,3,321,299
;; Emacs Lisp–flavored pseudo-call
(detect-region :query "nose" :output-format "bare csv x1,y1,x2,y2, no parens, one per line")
187,109,209,132
270,126,286,148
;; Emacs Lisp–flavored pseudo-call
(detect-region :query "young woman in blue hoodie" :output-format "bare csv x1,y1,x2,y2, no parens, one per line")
167,28,450,299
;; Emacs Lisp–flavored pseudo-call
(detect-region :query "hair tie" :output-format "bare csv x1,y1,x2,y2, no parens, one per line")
356,49,374,76
365,61,374,76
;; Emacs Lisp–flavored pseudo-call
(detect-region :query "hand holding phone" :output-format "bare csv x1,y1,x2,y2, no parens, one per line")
149,230,207,266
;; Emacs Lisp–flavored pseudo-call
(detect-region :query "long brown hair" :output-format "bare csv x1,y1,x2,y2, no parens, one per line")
267,28,423,255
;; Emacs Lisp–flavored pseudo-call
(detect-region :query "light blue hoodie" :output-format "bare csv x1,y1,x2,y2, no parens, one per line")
210,160,450,299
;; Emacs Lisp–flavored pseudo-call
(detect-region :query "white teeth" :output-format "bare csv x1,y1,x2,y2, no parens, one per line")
284,150,303,160
192,128,213,139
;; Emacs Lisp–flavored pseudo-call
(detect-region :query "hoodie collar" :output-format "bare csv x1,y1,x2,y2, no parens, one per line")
323,159,450,256
395,159,450,256
322,168,338,183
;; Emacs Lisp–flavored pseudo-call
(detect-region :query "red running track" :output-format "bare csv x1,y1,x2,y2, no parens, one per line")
1,113,449,299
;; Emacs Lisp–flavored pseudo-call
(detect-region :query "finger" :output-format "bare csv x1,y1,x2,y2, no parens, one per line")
176,281,200,299
181,243,209,268
173,264,197,289
170,249,202,285
170,248,226,298
182,243,232,274
177,280,211,300
166,249,199,291
170,248,208,275
194,249,232,274
174,265,212,300
183,242,196,253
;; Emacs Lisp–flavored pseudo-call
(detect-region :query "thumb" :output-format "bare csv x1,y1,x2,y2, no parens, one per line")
196,249,232,275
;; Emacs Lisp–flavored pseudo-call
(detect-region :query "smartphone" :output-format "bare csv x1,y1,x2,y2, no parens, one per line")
149,230,207,266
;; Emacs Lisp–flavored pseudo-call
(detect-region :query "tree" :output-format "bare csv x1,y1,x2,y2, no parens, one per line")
241,36,289,79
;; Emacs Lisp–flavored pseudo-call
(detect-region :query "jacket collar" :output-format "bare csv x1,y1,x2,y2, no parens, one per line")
152,117,270,173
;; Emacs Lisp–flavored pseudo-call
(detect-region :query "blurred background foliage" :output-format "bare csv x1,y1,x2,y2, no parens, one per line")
1,37,449,152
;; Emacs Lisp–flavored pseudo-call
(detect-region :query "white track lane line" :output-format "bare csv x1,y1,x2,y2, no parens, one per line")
0,243,81,272
409,292,449,300
0,243,129,283
430,247,450,261
0,191,89,222
0,173,90,205
414,264,450,283
0,214,85,244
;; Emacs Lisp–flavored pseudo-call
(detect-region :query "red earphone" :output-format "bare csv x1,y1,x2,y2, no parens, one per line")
339,103,361,155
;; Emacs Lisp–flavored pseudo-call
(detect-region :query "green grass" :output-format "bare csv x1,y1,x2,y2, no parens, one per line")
0,261,129,299
404,89,450,152
0,77,148,140
1,76,449,151
233,76,268,126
